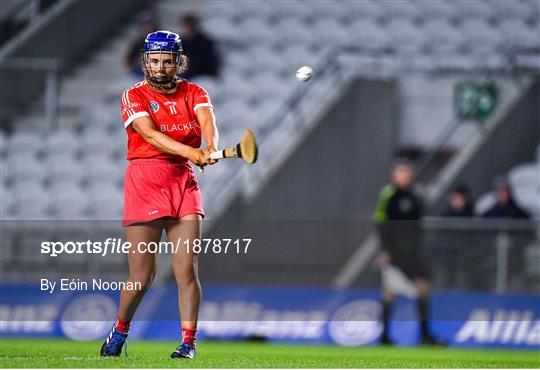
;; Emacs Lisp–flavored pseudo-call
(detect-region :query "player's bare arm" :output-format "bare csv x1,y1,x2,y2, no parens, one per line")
132,115,207,166
196,105,219,164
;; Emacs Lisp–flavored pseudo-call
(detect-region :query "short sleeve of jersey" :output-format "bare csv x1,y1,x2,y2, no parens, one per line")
121,89,150,128
191,84,213,113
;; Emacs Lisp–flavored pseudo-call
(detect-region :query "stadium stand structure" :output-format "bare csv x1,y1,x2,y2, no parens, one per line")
1,1,539,290
2,0,539,222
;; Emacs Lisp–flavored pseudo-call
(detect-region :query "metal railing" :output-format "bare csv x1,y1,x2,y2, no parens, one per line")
332,218,539,294
421,218,538,293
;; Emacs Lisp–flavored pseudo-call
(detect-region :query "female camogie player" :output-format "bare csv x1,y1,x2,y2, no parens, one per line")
100,30,218,359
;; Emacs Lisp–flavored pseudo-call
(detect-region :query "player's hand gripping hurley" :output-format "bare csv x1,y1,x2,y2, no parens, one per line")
198,129,258,172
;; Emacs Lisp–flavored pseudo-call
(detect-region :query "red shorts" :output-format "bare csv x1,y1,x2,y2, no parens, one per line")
123,158,204,226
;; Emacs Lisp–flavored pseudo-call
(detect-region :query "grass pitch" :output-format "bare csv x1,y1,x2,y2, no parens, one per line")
1,338,538,368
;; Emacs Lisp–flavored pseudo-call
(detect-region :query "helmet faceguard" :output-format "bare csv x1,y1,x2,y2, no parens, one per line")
142,30,185,88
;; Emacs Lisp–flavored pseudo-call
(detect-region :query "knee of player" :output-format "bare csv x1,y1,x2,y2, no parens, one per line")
174,265,199,284
130,272,155,290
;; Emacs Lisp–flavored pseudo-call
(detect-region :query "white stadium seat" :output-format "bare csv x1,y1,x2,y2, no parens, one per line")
87,181,122,212
202,17,238,44
379,0,421,21
271,1,311,22
237,18,276,48
279,45,317,74
343,0,384,22
79,103,118,129
309,0,349,22
453,0,495,21
222,74,254,101
387,19,426,53
243,54,274,77
310,19,353,48
50,181,90,219
81,154,122,186
81,129,119,156
460,19,501,53
10,180,51,219
216,99,255,131
498,19,540,49
235,0,273,20
524,0,540,22
492,0,536,22
349,19,390,51
201,1,237,21
223,52,255,77
88,185,123,219
275,18,315,47
256,98,282,121
47,156,85,185
509,163,540,189
7,154,48,184
7,132,43,156
250,72,284,101
415,0,458,21
423,19,465,53
46,129,79,157
246,45,283,77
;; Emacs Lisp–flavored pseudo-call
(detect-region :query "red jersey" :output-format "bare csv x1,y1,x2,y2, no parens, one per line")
120,80,213,160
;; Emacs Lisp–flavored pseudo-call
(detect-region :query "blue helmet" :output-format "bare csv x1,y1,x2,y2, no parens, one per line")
144,30,182,53
142,30,184,86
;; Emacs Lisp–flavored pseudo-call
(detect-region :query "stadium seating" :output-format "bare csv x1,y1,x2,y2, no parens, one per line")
7,132,43,156
2,0,539,221
8,180,51,219
46,129,80,157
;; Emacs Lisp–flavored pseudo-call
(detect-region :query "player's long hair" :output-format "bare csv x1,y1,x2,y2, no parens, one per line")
140,51,189,91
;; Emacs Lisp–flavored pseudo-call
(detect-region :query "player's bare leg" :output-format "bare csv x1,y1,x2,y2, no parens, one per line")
101,220,163,356
117,220,163,320
167,214,202,359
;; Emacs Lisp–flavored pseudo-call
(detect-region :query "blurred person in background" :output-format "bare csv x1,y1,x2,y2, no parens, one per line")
482,180,529,219
124,12,159,78
374,159,442,345
178,13,220,79
445,184,474,217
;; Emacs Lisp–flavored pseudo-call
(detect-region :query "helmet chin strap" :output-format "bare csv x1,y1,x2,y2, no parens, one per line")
148,77,178,92
150,75,175,84
143,51,180,90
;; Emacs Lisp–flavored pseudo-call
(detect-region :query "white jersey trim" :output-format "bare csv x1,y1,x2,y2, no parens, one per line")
124,111,150,128
193,103,214,113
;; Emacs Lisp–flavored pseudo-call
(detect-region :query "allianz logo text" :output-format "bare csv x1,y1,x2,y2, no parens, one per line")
455,309,539,346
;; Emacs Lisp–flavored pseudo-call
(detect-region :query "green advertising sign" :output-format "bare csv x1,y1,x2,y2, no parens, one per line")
455,82,498,120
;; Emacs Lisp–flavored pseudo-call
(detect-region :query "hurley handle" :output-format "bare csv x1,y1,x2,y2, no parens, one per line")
210,150,225,160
